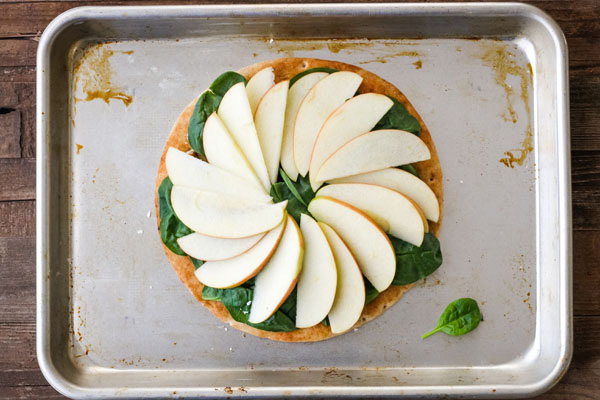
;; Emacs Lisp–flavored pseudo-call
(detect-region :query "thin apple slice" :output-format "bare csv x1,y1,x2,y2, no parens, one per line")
317,183,425,246
166,147,271,202
280,72,329,180
255,80,290,184
293,71,363,177
329,168,439,222
295,214,337,328
171,185,286,239
194,218,286,288
315,129,431,182
249,215,304,324
217,82,271,190
319,222,365,334
246,67,275,114
308,196,395,292
177,231,265,261
203,112,264,190
309,93,393,191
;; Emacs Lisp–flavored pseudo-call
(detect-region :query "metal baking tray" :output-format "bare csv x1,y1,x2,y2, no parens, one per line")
36,3,571,398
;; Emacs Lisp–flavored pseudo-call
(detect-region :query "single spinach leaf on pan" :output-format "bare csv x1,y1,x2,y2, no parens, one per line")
364,279,379,305
421,298,481,339
188,71,247,157
289,67,338,87
391,233,443,285
158,177,193,255
374,97,421,136
399,164,419,177
203,285,297,332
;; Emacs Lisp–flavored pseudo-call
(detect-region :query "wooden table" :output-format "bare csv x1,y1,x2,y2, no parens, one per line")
1,1,598,398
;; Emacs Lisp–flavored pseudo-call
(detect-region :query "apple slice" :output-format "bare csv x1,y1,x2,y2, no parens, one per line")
203,112,264,189
217,82,271,190
246,67,275,114
171,185,286,239
309,93,393,191
319,222,365,334
255,80,290,184
315,129,431,182
280,72,329,180
295,214,337,328
293,71,363,176
317,183,425,246
249,215,304,324
177,231,265,261
307,196,395,292
329,168,440,222
194,218,286,288
165,147,271,202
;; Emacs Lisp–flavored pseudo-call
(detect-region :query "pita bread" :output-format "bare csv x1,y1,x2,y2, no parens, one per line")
155,58,443,342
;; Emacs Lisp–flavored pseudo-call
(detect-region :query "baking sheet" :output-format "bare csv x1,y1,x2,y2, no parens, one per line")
37,4,571,398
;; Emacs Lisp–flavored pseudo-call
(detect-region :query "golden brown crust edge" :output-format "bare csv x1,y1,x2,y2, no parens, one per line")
155,58,444,342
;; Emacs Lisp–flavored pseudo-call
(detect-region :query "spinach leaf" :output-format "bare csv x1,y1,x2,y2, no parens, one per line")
190,257,204,270
391,233,443,285
364,279,380,305
399,164,419,177
321,317,330,327
202,285,296,332
188,71,247,157
374,97,421,136
270,170,316,224
158,177,193,255
421,298,481,339
289,67,338,87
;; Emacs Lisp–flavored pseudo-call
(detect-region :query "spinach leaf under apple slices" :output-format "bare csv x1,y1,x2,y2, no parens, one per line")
374,97,421,136
158,177,193,255
270,169,316,224
289,67,338,87
201,283,297,332
390,233,443,285
188,71,248,157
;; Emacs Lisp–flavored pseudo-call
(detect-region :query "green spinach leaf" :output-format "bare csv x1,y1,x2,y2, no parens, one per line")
399,164,419,177
374,97,421,136
201,285,223,301
270,170,316,224
391,233,443,285
289,67,338,87
158,177,193,255
421,298,481,339
188,71,247,157
190,257,204,270
364,279,380,305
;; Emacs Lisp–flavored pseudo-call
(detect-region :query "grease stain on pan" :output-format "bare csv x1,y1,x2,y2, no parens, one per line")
359,51,421,65
73,43,133,107
480,42,533,168
267,38,375,57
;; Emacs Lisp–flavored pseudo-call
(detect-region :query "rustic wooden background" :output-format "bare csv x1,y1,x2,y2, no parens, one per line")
0,0,598,398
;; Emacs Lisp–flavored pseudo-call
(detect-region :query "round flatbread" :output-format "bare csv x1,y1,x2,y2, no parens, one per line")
155,58,443,342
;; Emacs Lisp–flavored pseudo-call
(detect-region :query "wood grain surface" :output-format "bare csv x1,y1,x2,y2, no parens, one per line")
0,0,598,398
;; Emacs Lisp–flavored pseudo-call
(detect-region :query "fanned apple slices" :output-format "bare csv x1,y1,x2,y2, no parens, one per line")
164,67,440,331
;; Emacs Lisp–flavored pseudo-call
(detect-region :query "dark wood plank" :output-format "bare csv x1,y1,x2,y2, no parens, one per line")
0,159,35,201
537,368,600,399
0,39,37,67
0,237,36,324
0,111,21,158
0,201,35,238
572,151,600,231
0,385,66,400
0,82,36,158
573,230,600,316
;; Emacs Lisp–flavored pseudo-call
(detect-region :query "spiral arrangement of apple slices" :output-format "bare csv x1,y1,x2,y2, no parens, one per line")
166,67,440,334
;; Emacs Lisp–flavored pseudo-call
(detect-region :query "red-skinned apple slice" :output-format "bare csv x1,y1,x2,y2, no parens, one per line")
255,80,290,184
280,72,329,180
328,168,440,222
316,183,426,246
194,218,286,288
308,196,395,292
170,185,286,239
246,67,275,114
217,82,271,190
319,222,365,334
309,93,393,191
295,214,337,328
249,215,304,324
293,71,363,176
177,231,265,261
315,129,431,182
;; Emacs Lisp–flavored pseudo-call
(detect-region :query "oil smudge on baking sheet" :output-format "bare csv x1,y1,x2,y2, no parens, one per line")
480,42,533,168
73,43,133,107
267,39,375,57
359,51,421,65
